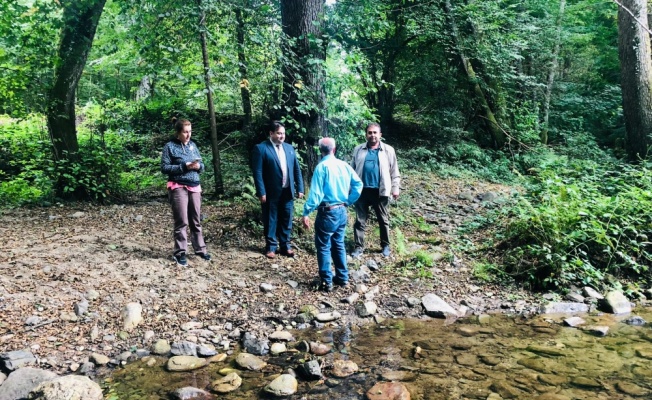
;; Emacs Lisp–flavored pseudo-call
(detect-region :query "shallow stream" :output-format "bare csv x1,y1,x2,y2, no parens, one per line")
103,309,652,399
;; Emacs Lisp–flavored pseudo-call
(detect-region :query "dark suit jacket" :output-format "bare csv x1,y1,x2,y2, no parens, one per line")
252,140,304,201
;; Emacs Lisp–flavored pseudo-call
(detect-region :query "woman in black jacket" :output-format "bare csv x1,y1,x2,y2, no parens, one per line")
160,118,211,266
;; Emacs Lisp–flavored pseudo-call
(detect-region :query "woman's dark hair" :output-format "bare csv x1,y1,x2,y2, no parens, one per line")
173,118,191,133
269,120,284,133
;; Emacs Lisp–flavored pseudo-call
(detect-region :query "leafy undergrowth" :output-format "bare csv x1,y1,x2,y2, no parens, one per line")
486,159,652,293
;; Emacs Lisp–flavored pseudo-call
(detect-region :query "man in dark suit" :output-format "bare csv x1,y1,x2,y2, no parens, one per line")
252,121,304,259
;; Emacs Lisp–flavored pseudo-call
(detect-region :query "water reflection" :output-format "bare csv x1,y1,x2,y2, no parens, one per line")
104,309,652,399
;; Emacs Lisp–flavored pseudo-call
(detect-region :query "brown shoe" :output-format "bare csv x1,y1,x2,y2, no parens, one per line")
281,249,295,257
265,251,276,259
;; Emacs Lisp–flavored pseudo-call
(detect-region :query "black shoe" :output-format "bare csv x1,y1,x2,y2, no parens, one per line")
319,281,333,292
174,252,188,267
351,247,363,259
196,252,211,261
333,279,348,288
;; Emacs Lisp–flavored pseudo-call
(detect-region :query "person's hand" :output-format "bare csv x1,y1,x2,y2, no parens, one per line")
302,216,311,229
298,192,304,199
259,195,266,204
392,192,399,200
186,161,200,170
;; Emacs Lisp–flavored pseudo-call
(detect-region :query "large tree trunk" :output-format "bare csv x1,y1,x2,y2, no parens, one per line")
198,1,224,195
541,0,566,145
235,7,253,133
618,0,652,160
47,0,107,162
443,0,505,149
280,0,327,183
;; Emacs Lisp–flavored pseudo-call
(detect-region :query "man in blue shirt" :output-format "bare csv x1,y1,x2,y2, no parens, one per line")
302,137,363,292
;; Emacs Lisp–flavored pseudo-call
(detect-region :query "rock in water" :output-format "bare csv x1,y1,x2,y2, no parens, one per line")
122,302,143,331
264,374,298,397
235,353,267,371
211,373,242,394
166,356,208,372
366,382,411,400
298,360,322,380
29,375,103,400
170,386,215,400
331,360,359,377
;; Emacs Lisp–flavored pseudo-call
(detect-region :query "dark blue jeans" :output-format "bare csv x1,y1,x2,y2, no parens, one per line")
315,206,348,284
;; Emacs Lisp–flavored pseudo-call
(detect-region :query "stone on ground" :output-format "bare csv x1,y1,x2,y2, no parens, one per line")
28,375,102,400
0,367,57,400
538,302,588,314
122,302,143,331
421,293,457,318
599,291,632,314
0,349,37,371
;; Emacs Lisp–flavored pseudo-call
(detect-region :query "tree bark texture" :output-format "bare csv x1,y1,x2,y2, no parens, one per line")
443,0,505,149
235,7,253,133
541,0,566,145
280,0,327,183
618,0,652,160
198,1,224,195
47,0,107,161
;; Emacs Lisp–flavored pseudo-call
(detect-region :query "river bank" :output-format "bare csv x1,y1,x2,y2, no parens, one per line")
1,175,649,398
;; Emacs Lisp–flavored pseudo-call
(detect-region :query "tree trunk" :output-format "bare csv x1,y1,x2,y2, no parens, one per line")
198,1,224,195
280,0,327,183
541,0,566,145
235,7,252,133
618,0,652,160
47,0,107,162
443,0,505,149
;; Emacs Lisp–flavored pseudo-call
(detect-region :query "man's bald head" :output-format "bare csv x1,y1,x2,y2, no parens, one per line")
318,137,336,155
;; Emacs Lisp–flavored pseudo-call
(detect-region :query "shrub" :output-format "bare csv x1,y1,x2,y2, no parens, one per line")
497,160,651,290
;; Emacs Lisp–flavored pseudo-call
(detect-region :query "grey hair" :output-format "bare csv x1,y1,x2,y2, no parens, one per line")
318,137,336,155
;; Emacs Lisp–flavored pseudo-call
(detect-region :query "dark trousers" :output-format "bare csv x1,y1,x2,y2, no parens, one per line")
353,188,390,249
169,188,206,255
262,187,294,252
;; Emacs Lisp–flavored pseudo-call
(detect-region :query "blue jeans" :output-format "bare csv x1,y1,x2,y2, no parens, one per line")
315,206,348,284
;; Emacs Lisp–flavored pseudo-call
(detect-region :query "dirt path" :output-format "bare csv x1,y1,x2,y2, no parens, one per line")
0,174,541,374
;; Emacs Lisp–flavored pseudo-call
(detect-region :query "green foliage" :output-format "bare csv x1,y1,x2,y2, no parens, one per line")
393,248,435,279
0,107,166,205
498,160,652,290
401,140,516,183
48,146,122,201
472,262,508,283
393,227,407,256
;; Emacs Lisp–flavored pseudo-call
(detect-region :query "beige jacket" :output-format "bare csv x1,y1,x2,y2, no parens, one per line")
351,142,400,197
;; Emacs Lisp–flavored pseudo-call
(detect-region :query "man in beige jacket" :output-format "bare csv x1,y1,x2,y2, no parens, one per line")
350,123,401,258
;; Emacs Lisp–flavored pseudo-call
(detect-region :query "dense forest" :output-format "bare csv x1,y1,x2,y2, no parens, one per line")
0,0,650,291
